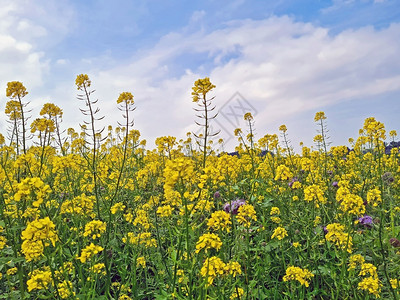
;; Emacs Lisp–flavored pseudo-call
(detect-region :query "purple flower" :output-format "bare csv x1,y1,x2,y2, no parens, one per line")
332,181,338,188
223,199,246,215
214,191,221,199
358,215,373,228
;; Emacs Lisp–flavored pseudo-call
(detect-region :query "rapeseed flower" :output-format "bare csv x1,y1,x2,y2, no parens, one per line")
283,266,314,287
83,220,107,240
271,226,288,240
77,243,103,263
200,256,225,285
358,276,381,298
27,268,53,292
207,210,231,232
236,204,257,227
195,233,222,253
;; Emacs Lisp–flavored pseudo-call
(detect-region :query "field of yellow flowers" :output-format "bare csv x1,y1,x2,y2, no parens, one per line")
0,75,399,299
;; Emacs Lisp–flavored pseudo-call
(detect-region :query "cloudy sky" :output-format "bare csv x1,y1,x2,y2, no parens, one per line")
1,0,399,151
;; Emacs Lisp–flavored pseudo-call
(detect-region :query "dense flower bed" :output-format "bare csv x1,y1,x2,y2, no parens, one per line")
0,76,399,299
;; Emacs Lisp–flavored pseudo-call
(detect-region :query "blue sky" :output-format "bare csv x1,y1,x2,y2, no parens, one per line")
1,0,399,151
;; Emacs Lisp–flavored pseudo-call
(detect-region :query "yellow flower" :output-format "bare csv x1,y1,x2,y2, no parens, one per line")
6,81,28,98
271,226,288,240
0,236,7,250
313,216,321,227
75,74,91,90
367,188,382,207
207,210,232,232
136,256,146,268
304,184,326,207
359,263,378,278
57,280,75,299
27,268,53,292
117,92,134,105
236,204,257,227
111,202,126,214
21,217,58,246
83,220,107,240
244,112,253,121
225,261,242,277
358,276,381,297
314,111,326,122
348,254,365,271
390,279,399,289
90,263,106,275
7,267,17,276
122,232,157,248
200,256,225,285
283,266,314,287
191,77,215,102
21,239,44,262
40,103,63,118
195,233,222,253
270,207,280,215
274,165,292,181
325,223,353,253
157,205,173,218
279,124,287,132
230,288,244,299
77,243,104,263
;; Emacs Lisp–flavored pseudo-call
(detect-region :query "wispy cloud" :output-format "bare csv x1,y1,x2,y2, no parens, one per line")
0,2,399,150
79,16,400,148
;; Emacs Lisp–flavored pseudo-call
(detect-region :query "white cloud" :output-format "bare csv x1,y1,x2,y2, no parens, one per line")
77,16,400,149
1,7,399,151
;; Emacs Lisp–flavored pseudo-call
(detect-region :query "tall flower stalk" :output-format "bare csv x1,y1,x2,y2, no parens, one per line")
76,74,105,220
6,81,30,155
191,77,218,168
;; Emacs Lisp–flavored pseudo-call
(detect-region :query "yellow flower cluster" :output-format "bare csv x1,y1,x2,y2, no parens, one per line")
230,288,245,299
60,194,95,216
30,118,55,134
314,111,327,122
367,188,382,207
40,103,63,118
157,205,173,218
325,223,353,253
348,254,365,271
27,267,53,292
90,263,106,275
75,74,91,90
283,266,314,287
136,256,146,268
57,280,75,299
274,164,292,181
207,210,232,232
5,100,22,120
304,184,326,207
83,220,107,240
6,81,28,98
336,186,365,216
21,217,58,261
117,92,134,105
271,226,288,240
191,77,215,103
236,204,257,227
195,233,222,253
11,177,51,208
111,202,126,214
77,243,104,263
200,257,241,285
122,232,157,248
